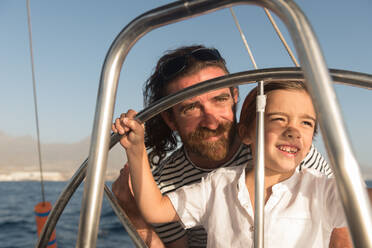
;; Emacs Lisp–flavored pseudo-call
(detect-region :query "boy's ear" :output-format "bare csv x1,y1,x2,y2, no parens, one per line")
238,123,252,145
161,111,177,131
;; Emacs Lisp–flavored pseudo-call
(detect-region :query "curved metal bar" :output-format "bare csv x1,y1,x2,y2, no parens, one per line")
35,134,148,248
267,1,372,247
135,67,372,123
37,67,372,247
103,184,148,248
77,1,242,246
80,0,372,244
36,158,88,248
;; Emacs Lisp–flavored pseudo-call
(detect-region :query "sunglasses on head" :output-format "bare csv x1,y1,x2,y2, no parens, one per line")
159,48,223,80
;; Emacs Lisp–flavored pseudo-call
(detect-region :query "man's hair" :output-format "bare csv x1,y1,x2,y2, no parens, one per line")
238,81,318,138
143,45,230,166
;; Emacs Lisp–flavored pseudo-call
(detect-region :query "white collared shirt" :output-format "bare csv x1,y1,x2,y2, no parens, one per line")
167,165,346,248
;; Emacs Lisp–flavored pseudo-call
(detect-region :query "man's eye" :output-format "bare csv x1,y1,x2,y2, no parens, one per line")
215,96,229,102
183,104,197,114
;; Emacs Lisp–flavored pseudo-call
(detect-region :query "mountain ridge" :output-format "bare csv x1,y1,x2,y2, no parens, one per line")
0,131,127,181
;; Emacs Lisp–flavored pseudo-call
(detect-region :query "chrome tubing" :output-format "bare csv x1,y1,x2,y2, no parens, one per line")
80,0,372,240
254,81,266,248
36,157,88,248
103,184,148,248
36,67,372,247
75,1,234,246
36,134,148,248
77,1,254,246
267,1,372,247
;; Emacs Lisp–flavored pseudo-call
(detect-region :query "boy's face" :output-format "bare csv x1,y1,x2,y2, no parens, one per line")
243,89,316,176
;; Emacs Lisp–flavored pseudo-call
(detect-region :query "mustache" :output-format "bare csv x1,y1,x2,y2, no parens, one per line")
188,122,230,140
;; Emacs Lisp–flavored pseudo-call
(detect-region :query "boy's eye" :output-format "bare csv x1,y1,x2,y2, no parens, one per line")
271,117,285,122
303,121,314,127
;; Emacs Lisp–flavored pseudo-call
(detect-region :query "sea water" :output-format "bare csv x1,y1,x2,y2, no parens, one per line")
1,181,372,248
0,181,135,248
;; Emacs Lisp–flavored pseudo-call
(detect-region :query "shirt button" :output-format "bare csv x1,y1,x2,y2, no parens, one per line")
250,226,255,232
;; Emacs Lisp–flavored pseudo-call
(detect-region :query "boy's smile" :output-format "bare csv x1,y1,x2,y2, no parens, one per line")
277,144,300,156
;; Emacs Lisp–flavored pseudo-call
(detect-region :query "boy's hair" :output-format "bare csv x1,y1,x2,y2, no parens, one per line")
238,81,318,139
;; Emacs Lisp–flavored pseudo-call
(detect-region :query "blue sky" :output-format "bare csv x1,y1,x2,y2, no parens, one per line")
1,0,371,170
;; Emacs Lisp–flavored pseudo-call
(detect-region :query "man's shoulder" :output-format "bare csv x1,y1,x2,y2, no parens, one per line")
151,144,252,193
151,147,204,194
151,147,187,176
227,143,252,167
300,145,333,177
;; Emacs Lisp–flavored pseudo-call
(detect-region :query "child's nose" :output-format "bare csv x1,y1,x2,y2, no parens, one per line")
284,126,301,139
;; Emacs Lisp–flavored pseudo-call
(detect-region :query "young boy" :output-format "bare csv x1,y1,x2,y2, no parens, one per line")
117,81,346,247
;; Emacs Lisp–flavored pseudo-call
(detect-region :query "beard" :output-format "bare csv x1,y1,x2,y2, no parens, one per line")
180,120,237,161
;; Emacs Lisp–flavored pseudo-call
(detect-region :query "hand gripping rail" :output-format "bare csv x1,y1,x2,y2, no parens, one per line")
36,68,372,248
34,0,372,247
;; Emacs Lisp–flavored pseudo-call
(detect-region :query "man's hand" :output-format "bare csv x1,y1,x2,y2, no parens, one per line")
112,164,141,223
112,164,165,248
328,188,372,247
329,227,352,248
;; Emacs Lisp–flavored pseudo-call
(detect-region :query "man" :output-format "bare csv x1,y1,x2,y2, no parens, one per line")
112,45,351,248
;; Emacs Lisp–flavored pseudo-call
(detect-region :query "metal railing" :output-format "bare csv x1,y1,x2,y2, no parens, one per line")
36,67,372,247
33,0,372,247
78,0,372,246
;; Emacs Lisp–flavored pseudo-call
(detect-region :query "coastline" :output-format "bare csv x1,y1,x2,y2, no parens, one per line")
0,171,118,182
0,171,371,183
